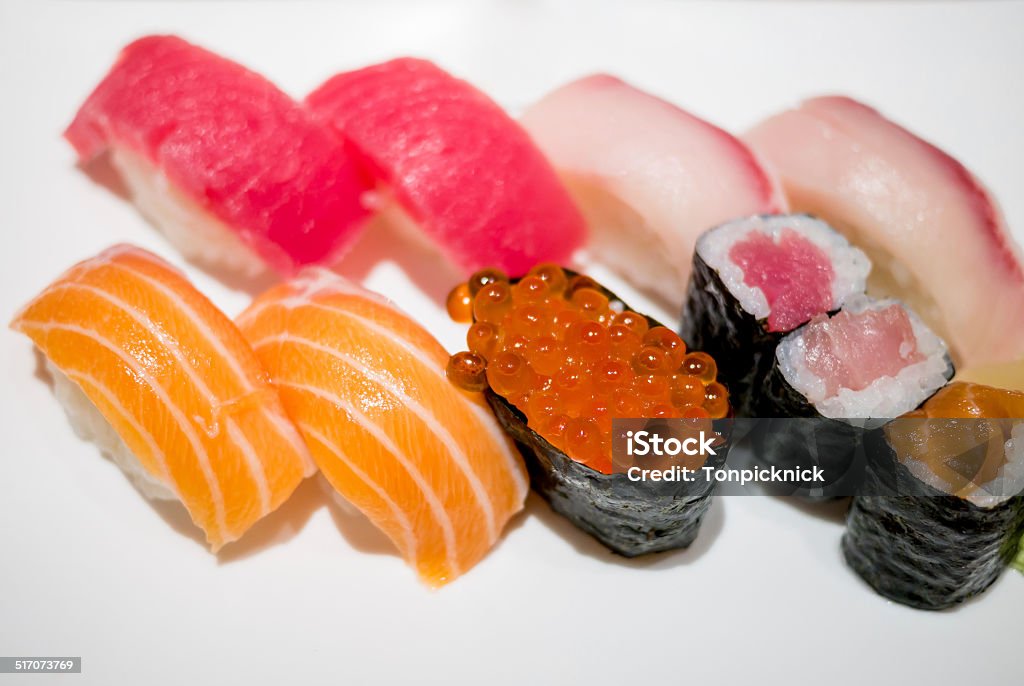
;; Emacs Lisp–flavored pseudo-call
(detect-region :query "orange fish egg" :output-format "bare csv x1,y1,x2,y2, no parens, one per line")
512,275,550,303
643,327,687,368
473,281,513,323
529,262,569,295
446,283,474,322
613,310,650,336
467,321,499,359
446,351,488,392
467,267,509,297
681,351,717,383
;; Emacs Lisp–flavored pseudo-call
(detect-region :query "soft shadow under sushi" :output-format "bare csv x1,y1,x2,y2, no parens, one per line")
136,476,324,564
336,211,465,309
775,496,850,525
527,491,726,569
215,478,325,564
33,348,321,561
325,493,401,558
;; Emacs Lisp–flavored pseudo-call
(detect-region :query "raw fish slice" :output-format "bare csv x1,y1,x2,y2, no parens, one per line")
745,95,1024,367
66,35,372,275
11,245,315,550
727,229,836,333
800,305,924,397
306,58,585,276
237,269,528,586
774,296,951,419
520,75,786,304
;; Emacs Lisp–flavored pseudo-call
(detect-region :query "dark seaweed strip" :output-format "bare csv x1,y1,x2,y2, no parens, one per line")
483,270,725,556
844,436,1024,609
680,251,780,417
748,337,863,499
749,314,953,501
486,392,720,556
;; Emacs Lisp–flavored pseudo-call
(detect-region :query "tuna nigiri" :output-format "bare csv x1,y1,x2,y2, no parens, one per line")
66,35,372,276
236,269,528,586
306,58,586,276
520,75,786,305
11,245,315,550
745,95,1024,367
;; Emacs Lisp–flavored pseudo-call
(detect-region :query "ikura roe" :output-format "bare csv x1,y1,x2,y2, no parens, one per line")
446,265,730,474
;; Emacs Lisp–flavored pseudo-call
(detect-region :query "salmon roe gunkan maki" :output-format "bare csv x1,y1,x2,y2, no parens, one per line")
446,264,730,474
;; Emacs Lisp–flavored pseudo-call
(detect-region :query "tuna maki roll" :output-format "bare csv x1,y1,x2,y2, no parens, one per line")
755,296,953,496
445,264,729,556
681,214,870,416
845,382,1024,610
764,296,951,419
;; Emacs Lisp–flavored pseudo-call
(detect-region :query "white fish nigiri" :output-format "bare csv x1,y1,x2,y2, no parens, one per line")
521,75,786,305
745,95,1024,367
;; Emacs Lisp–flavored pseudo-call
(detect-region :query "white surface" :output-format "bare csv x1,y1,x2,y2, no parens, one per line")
1,1,1022,684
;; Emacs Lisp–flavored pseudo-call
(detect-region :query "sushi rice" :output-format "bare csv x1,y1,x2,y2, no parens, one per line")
48,360,175,501
112,147,268,278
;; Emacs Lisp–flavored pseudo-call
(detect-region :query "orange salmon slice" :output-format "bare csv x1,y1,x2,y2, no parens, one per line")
237,268,528,586
11,244,315,550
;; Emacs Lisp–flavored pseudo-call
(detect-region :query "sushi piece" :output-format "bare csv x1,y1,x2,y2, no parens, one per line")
753,296,952,497
236,269,528,586
680,214,871,416
520,75,786,305
745,95,1024,367
10,245,315,550
66,35,372,276
762,296,952,420
305,58,585,276
846,382,1024,610
446,265,729,556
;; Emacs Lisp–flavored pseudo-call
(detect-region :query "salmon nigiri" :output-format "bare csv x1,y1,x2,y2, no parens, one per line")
11,245,315,550
236,269,528,586
66,36,372,275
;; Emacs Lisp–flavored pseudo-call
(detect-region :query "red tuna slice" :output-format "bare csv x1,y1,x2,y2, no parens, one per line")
802,304,925,398
728,229,835,333
520,75,786,306
745,96,1024,367
65,35,372,275
305,58,585,277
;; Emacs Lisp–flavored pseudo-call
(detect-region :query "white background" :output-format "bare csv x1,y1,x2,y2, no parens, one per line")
1,1,1021,684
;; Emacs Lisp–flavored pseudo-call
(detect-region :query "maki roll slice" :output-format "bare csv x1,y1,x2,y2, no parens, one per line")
445,265,730,556
845,382,1024,610
765,296,951,419
681,214,870,416
755,296,953,496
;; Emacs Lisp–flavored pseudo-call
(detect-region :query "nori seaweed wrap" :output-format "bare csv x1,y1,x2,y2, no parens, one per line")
486,393,725,556
446,265,730,556
680,214,870,416
751,295,953,498
844,383,1024,609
